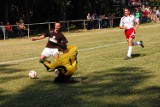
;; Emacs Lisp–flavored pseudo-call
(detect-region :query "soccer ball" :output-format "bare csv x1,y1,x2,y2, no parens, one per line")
29,70,37,79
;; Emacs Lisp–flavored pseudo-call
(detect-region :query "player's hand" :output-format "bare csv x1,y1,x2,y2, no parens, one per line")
123,26,127,30
134,26,139,29
32,37,37,41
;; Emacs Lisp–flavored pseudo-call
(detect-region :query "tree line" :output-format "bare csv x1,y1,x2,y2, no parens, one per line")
0,0,159,24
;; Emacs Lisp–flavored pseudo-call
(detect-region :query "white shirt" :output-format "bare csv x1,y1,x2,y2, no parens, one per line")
119,15,138,29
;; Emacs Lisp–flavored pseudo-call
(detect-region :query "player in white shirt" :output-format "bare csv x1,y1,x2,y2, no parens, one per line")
120,8,144,60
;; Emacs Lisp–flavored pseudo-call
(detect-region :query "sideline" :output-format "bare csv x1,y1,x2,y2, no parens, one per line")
0,23,159,46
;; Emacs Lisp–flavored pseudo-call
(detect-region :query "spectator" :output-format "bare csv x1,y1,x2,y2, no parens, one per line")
5,22,13,38
156,8,160,18
92,13,96,29
135,8,140,23
0,22,5,39
101,14,107,28
150,7,159,23
86,13,92,30
19,17,24,24
14,22,23,38
20,23,27,36
143,8,149,22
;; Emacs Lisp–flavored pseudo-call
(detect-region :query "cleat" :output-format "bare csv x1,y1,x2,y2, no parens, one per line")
140,41,144,48
39,59,44,63
48,69,54,72
124,56,132,60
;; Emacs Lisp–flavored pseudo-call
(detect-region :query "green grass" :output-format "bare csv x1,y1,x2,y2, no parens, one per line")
0,24,160,107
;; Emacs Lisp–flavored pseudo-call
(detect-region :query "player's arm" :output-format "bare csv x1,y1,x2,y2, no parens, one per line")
119,18,127,30
32,35,45,41
120,26,127,30
134,21,139,29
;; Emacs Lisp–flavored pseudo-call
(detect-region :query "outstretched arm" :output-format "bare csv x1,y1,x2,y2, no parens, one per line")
32,35,45,41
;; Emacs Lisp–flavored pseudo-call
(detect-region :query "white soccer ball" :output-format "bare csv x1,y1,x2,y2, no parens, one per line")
29,70,37,79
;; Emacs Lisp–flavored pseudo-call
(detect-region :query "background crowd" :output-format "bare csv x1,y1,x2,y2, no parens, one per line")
0,0,160,38
0,17,27,39
86,4,160,30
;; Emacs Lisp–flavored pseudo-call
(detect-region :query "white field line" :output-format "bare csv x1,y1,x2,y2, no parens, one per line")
0,57,38,65
0,42,126,65
79,42,126,52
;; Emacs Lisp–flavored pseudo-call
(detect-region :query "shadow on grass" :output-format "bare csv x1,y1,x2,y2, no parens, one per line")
0,64,25,73
1,66,160,107
131,53,146,58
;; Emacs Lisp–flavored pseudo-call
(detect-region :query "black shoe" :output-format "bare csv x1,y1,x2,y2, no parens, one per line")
140,41,144,48
39,59,44,63
124,56,132,60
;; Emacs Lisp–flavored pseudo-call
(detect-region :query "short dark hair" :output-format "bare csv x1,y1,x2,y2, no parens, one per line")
54,21,61,25
124,7,130,12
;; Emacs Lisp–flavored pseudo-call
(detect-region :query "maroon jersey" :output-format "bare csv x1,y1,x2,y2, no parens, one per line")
44,30,68,49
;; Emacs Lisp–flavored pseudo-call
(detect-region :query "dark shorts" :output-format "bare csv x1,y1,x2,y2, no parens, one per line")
54,74,72,83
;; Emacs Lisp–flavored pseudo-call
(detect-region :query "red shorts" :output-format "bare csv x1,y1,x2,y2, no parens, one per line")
124,28,136,40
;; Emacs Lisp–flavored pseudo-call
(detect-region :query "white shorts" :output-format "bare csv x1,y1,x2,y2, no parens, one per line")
136,18,140,22
41,48,59,58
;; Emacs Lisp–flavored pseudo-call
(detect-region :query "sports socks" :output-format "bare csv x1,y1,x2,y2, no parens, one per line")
127,46,133,57
133,41,141,45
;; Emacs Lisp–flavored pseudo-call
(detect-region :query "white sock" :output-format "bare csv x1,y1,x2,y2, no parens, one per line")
133,41,141,45
127,46,133,57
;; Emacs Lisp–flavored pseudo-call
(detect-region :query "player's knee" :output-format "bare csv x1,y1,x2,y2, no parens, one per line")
54,53,59,59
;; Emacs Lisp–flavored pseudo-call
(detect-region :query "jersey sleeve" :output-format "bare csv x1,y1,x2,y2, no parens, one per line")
60,33,68,44
132,15,138,23
44,31,50,37
119,18,124,27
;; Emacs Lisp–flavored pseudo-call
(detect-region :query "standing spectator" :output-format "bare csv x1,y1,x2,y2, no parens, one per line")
20,23,27,36
92,13,96,29
143,8,149,22
5,22,13,38
135,8,140,23
109,13,115,28
0,22,5,39
87,13,92,30
14,22,23,38
19,17,24,24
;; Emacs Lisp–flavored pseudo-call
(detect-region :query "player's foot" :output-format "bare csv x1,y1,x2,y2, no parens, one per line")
140,41,144,48
124,56,132,60
72,78,82,82
48,69,54,72
68,78,82,83
39,59,44,63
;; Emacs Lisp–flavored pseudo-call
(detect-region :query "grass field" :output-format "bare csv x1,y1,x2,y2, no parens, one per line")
0,23,160,107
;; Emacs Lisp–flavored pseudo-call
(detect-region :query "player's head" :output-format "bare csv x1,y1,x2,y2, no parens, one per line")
124,8,130,16
54,21,61,31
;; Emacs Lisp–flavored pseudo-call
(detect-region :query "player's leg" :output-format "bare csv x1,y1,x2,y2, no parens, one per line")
54,74,72,83
124,29,134,60
40,48,51,63
126,38,133,59
39,55,47,63
52,49,59,60
54,53,59,60
133,41,144,48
